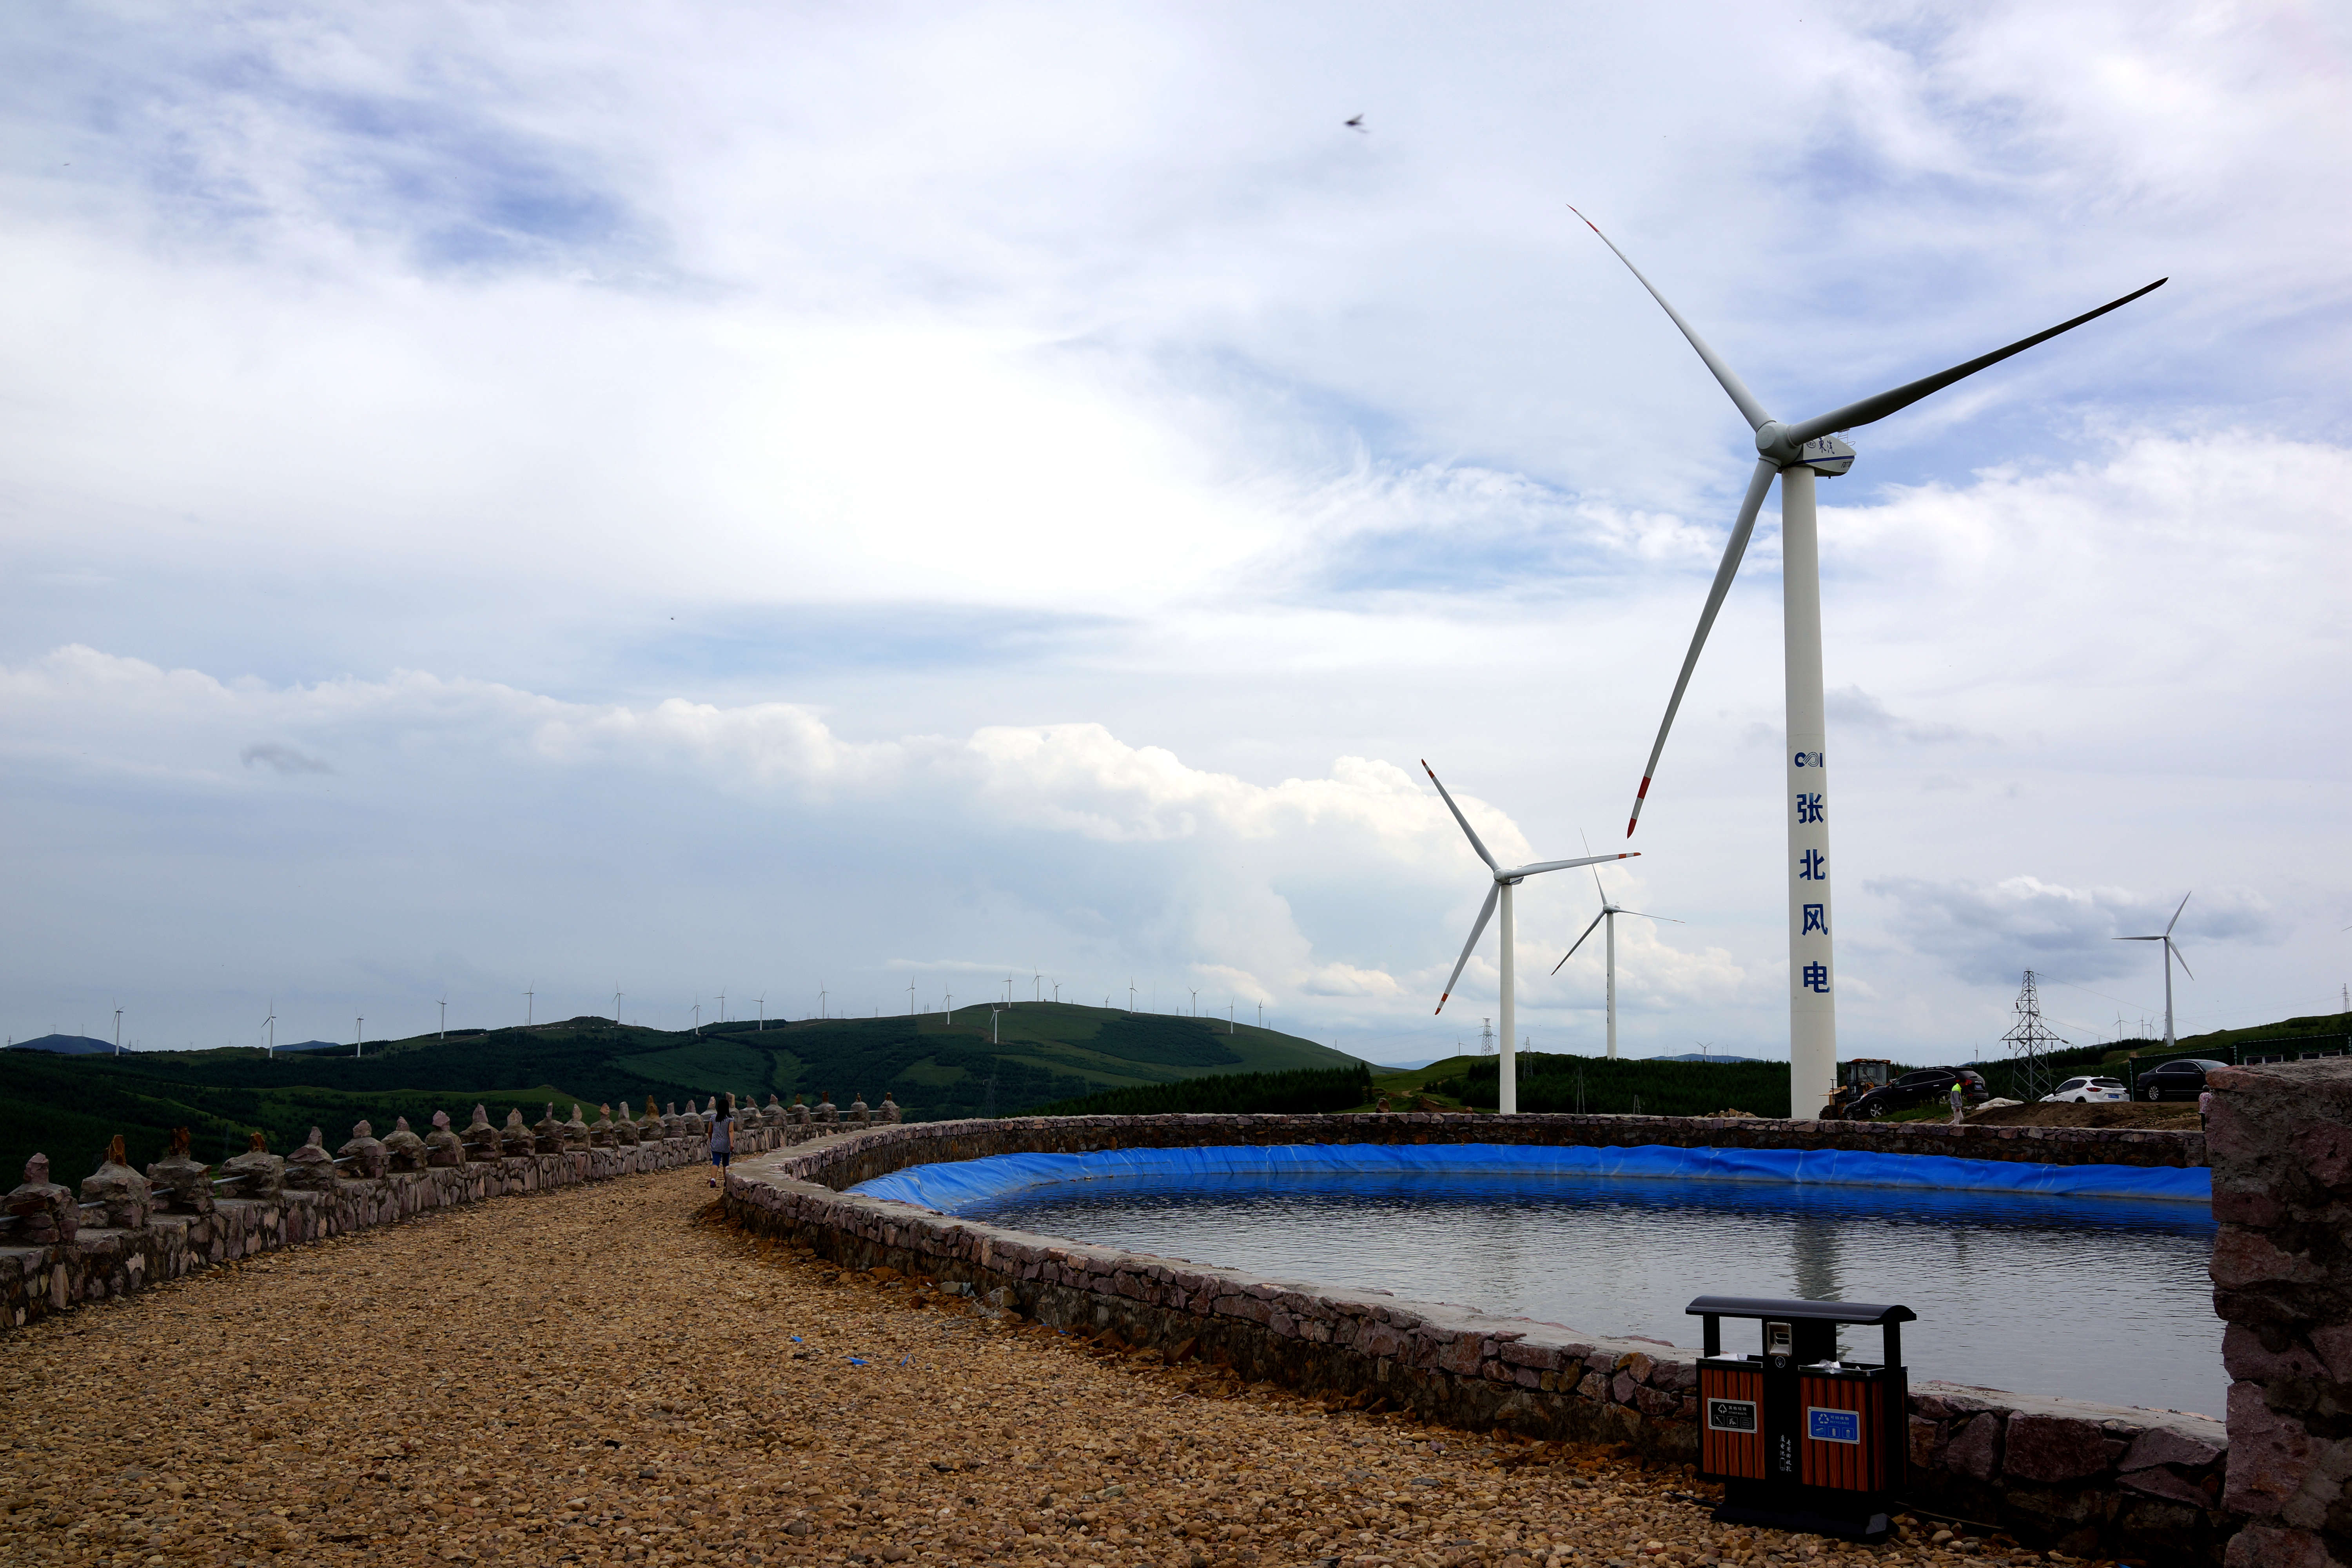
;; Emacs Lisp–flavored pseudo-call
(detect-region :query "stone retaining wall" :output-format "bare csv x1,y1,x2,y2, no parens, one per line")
2205,1056,2352,1568
725,1112,2230,1565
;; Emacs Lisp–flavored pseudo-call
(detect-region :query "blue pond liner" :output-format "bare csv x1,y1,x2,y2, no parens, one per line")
848,1141,2211,1212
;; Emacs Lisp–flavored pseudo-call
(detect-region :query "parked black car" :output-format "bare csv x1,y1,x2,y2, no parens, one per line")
2136,1058,2230,1102
1844,1067,1990,1120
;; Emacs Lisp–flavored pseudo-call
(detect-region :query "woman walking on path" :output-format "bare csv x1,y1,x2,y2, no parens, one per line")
707,1093,735,1187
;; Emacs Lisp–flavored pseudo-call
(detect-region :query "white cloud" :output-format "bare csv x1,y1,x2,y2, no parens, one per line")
1,2,2347,1060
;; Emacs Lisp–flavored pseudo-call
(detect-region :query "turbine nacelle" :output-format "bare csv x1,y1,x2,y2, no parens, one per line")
1753,421,1856,474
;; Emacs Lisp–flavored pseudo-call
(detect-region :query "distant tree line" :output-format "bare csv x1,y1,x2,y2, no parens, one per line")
1434,1053,1789,1118
1028,1063,1374,1118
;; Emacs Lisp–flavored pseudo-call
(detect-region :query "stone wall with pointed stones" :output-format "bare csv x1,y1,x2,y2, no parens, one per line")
0,1091,897,1325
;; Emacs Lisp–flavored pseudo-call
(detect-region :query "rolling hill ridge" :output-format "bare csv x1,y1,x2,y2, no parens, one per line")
0,1003,1361,1181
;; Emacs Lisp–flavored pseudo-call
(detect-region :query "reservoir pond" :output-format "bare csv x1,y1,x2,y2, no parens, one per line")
947,1166,2220,1416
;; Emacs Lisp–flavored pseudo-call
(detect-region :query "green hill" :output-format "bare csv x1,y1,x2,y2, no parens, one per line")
0,1003,1361,1185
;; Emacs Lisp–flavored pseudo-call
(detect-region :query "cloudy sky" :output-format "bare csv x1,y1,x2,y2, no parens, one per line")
4,2,2347,1062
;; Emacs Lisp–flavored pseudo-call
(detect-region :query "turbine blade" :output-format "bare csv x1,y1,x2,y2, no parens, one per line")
1626,457,1779,836
1569,206,1773,431
1579,828,1607,900
1422,760,1500,873
1782,279,2167,446
2168,937,2194,982
1551,911,1608,975
2114,935,2161,941
1436,884,1502,1013
1615,910,1685,923
2167,891,2191,936
1515,853,1641,877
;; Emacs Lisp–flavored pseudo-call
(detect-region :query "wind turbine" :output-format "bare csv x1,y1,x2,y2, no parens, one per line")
1423,760,1636,1114
114,1009,123,1056
717,990,727,1025
615,986,624,1023
261,999,276,1058
1574,207,2163,1118
1034,969,1044,1004
756,996,765,1032
354,1016,364,1058
1551,850,1683,1061
2114,894,2194,1050
438,996,448,1039
908,978,917,1016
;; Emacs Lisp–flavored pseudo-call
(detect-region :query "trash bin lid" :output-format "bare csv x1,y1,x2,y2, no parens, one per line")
1684,1295,1915,1326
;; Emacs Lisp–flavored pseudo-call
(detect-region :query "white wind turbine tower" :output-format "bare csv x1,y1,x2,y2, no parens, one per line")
2114,894,2194,1050
1424,761,1636,1113
261,999,276,1059
1551,853,1682,1061
1575,208,2163,1119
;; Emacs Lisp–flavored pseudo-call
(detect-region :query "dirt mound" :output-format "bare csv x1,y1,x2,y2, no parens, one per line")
1965,1100,2200,1130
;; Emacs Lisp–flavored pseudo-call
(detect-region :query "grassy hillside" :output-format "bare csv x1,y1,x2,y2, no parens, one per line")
0,1003,1359,1184
1032,1063,1373,1117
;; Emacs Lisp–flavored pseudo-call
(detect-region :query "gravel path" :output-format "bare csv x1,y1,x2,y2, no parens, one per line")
4,1168,2075,1568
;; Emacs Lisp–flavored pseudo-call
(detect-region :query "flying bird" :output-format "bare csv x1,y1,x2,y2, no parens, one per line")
1344,114,1366,132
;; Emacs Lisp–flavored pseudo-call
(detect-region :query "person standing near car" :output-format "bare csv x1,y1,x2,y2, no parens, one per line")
1949,1080,1966,1124
2199,1086,2214,1132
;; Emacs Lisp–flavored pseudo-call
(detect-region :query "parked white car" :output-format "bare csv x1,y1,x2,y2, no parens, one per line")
2041,1076,2129,1104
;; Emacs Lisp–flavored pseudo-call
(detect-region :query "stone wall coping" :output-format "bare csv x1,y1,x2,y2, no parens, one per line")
1909,1380,2226,1439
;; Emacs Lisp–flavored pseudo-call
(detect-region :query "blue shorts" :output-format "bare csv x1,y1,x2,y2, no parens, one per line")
710,1149,731,1168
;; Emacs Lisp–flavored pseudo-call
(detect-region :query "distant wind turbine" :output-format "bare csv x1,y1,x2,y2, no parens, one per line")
525,985,534,1027
1573,206,2163,1118
1423,760,1636,1113
2114,894,2194,1050
909,978,917,1016
114,1009,123,1056
1551,846,1682,1061
354,1016,364,1058
615,986,623,1023
438,996,448,1039
261,999,276,1058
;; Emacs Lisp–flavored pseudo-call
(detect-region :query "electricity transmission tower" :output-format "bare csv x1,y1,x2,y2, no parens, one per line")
2001,969,2068,1103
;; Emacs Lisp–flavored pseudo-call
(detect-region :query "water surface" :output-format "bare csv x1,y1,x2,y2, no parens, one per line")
953,1167,2220,1415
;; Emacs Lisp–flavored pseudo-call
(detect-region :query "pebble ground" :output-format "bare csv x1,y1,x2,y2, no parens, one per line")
5,1168,2100,1568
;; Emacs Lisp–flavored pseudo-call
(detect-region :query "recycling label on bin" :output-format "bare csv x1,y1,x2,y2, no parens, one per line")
1705,1399,1757,1433
1806,1406,1862,1445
